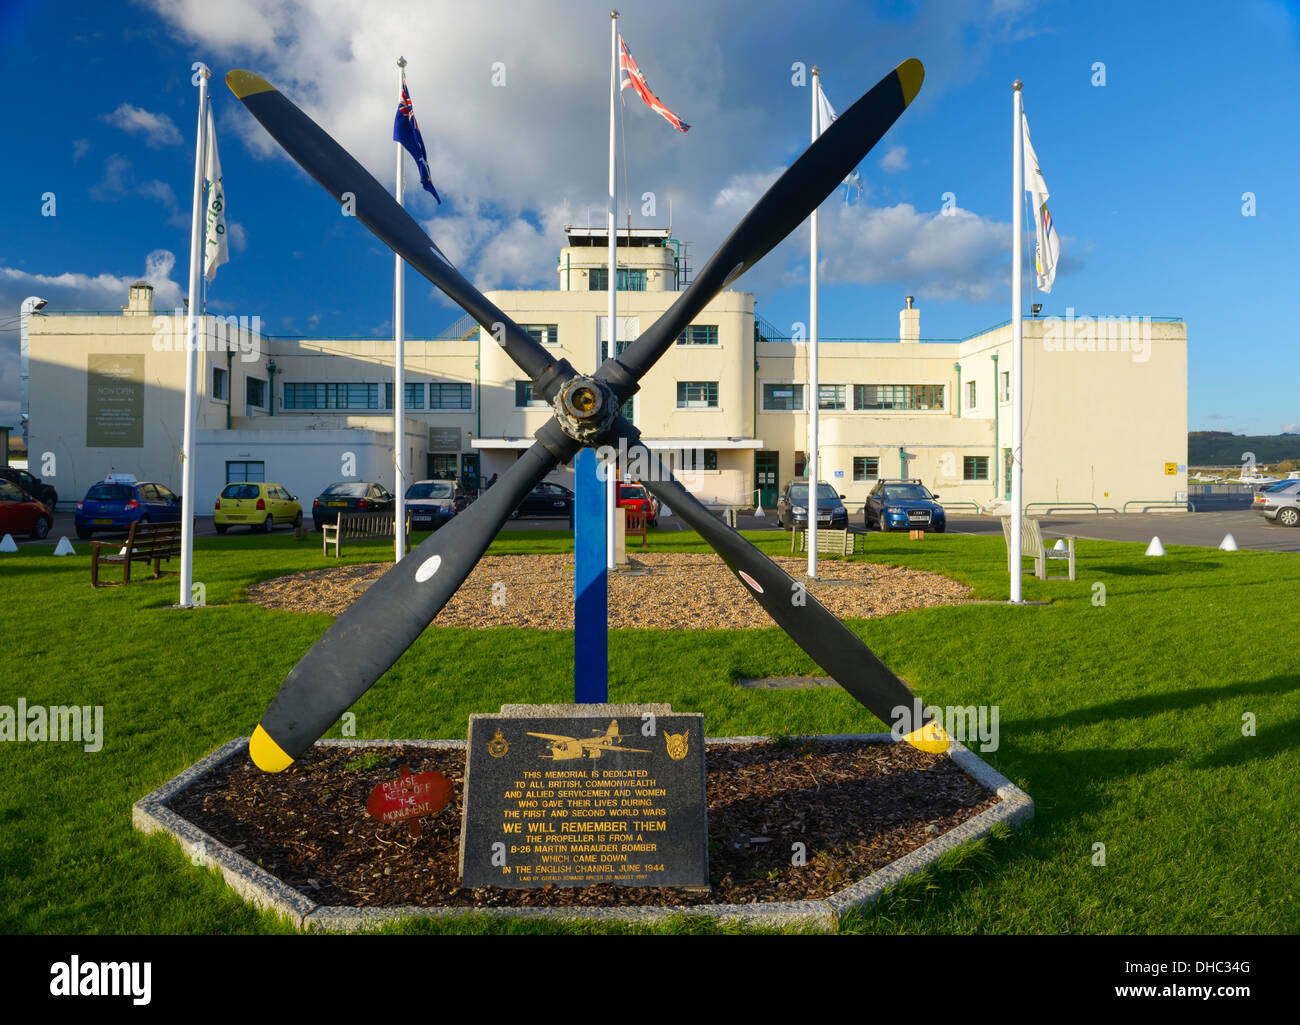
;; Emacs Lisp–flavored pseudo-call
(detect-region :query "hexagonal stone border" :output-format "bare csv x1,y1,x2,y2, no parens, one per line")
132,734,1032,933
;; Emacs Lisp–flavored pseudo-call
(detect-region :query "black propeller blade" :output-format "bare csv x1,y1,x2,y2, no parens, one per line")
611,421,948,751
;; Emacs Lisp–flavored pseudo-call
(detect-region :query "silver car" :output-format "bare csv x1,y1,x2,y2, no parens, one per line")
1253,479,1300,526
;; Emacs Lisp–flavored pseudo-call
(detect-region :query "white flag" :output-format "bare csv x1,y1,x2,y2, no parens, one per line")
1022,113,1060,293
816,79,863,196
203,104,228,282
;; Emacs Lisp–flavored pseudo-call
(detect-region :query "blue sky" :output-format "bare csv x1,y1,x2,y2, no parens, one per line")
2,0,1298,435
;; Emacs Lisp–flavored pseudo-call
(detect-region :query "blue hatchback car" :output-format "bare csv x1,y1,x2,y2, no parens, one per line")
864,479,946,532
75,475,182,538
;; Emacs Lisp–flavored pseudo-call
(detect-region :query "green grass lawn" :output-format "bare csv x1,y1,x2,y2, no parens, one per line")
1,525,1296,934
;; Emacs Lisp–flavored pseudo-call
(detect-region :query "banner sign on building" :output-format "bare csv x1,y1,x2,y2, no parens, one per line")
86,354,145,448
428,427,461,454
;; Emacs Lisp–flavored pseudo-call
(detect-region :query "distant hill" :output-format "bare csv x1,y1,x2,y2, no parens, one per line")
1189,431,1300,465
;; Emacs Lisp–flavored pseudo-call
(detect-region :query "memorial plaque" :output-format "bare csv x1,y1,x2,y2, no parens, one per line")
459,704,707,890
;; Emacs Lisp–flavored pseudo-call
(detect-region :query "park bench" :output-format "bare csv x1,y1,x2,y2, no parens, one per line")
1002,515,1076,581
90,520,183,587
322,511,412,558
791,527,857,557
624,507,648,547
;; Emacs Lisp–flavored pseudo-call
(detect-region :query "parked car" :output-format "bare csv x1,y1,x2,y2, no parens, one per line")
616,481,659,527
510,481,574,519
0,479,52,539
310,481,394,530
214,482,303,533
74,474,181,539
0,467,57,511
864,479,946,532
776,480,849,531
1253,479,1300,526
405,480,458,531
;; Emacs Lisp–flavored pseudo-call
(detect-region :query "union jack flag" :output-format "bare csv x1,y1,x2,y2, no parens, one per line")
393,76,441,204
619,34,690,133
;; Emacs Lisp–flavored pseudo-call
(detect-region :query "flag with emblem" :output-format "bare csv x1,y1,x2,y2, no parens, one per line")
393,76,441,204
619,34,690,133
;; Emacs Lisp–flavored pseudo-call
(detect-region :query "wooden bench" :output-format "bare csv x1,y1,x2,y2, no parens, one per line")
1002,515,1075,581
791,527,857,557
322,511,412,558
90,521,183,587
624,507,648,547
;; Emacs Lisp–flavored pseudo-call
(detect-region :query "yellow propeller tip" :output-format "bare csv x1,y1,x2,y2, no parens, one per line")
903,719,950,754
895,58,925,107
249,724,294,772
226,69,275,100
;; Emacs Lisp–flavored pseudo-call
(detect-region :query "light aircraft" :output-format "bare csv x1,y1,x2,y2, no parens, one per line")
527,720,651,761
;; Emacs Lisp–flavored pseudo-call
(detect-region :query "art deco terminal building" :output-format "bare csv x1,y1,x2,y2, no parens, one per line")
27,226,1188,514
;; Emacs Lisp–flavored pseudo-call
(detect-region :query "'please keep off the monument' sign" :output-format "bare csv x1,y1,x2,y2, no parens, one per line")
459,704,707,889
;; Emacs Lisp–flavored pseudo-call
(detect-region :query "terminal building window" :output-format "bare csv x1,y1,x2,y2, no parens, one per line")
384,382,427,409
677,381,719,408
429,383,473,410
246,376,267,411
1000,371,1010,402
963,456,989,480
853,384,945,411
283,383,380,410
819,384,847,410
676,325,718,345
589,267,647,291
428,454,458,479
211,366,228,402
678,448,718,471
966,380,977,410
763,383,804,411
514,381,549,407
523,324,560,346
226,460,265,483
853,456,880,481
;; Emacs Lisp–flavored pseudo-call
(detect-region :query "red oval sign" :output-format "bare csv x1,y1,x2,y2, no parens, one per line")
365,767,453,825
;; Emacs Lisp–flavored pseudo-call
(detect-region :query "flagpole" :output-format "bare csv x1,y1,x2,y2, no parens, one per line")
1010,79,1024,604
179,64,209,608
606,10,618,570
393,56,408,563
808,67,820,579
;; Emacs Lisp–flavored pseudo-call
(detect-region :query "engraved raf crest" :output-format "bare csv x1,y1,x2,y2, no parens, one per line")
487,729,509,758
665,731,689,761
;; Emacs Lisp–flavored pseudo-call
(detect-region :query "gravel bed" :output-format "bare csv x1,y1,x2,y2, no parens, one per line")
246,553,971,629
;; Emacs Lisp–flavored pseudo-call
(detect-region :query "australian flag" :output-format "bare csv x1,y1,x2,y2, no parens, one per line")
394,78,441,204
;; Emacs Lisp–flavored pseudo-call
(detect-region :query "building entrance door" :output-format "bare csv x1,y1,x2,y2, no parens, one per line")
461,453,480,494
755,451,779,509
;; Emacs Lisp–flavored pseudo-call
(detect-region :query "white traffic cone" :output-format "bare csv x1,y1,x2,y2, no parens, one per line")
1219,533,1238,552
1053,538,1067,552
53,536,76,556
0,534,17,553
1145,536,1166,557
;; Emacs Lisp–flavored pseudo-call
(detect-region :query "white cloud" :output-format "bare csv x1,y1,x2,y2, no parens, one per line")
100,103,184,147
879,145,909,173
1283,421,1300,434
91,155,190,228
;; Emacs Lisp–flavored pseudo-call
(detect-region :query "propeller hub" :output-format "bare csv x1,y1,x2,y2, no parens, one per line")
553,376,617,444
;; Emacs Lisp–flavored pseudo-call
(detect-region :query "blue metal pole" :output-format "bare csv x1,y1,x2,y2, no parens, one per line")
574,446,608,702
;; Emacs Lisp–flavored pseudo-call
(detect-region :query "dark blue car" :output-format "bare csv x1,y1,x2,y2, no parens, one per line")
864,479,946,532
75,475,182,539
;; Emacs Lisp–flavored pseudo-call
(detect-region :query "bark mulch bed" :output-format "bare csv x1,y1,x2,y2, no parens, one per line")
245,552,972,630
171,740,998,908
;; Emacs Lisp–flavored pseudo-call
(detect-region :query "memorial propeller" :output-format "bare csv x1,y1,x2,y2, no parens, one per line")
225,60,950,773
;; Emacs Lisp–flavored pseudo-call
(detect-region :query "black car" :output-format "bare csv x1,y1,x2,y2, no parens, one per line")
405,480,458,530
510,481,574,519
0,467,57,510
864,479,946,532
776,480,848,531
310,481,395,530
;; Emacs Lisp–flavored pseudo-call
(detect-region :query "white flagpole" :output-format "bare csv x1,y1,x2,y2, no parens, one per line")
1010,79,1024,603
606,11,619,569
394,57,408,563
179,64,209,608
808,67,820,578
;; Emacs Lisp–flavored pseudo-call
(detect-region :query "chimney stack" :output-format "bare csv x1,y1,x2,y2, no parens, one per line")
900,296,919,343
123,281,154,316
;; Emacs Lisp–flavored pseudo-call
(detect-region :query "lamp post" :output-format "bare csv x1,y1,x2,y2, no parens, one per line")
19,296,47,449
265,358,277,416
